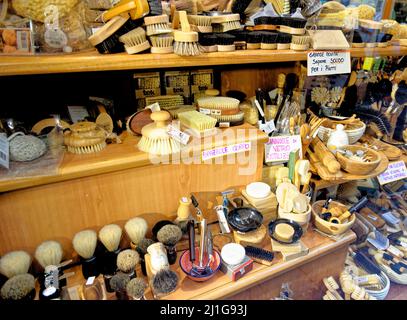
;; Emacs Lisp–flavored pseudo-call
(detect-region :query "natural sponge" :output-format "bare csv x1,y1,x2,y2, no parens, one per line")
12,0,79,22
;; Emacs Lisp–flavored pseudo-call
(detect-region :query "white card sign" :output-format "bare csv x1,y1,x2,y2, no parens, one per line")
265,135,302,163
377,161,407,185
307,51,351,76
202,142,251,161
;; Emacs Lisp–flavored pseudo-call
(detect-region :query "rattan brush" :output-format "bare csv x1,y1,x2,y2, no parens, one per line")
119,27,151,54
188,14,212,33
150,34,174,53
174,10,201,56
144,14,172,36
212,13,241,33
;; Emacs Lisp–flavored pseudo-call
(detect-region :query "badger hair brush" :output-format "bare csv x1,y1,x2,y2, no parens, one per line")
0,274,35,300
174,10,202,56
0,251,32,279
136,238,155,276
157,224,183,265
34,241,63,269
150,34,174,53
72,229,99,279
117,249,140,276
151,269,178,297
109,273,130,300
119,27,151,54
125,217,148,248
126,278,148,300
99,224,122,252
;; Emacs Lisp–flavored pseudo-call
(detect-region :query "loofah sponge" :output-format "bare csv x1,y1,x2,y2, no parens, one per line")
12,0,79,22
1,274,35,300
117,249,140,273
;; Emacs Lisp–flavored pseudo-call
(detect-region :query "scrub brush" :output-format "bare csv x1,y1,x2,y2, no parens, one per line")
212,13,241,33
260,32,278,50
117,249,140,275
150,34,174,53
151,269,178,296
244,246,274,266
178,110,217,133
188,15,212,33
0,251,32,279
216,33,236,52
125,217,148,248
119,27,151,54
323,276,344,300
198,33,218,52
290,35,310,51
34,241,63,269
174,11,201,56
0,274,35,300
277,32,292,49
144,14,172,36
126,278,148,300
98,224,122,252
138,111,181,155
246,31,263,49
157,224,183,265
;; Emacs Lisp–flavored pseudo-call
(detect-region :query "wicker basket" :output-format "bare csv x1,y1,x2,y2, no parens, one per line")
374,253,407,285
318,122,366,144
312,200,355,235
336,145,381,175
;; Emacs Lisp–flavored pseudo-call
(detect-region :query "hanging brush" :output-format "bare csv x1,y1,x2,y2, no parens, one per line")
245,246,274,266
290,34,310,51
354,106,391,136
0,274,36,300
125,217,148,248
260,31,278,50
216,33,236,52
119,27,151,54
198,33,218,52
144,14,172,36
34,241,63,270
0,251,32,279
188,14,212,33
212,13,241,33
150,34,174,53
174,10,202,56
277,32,292,49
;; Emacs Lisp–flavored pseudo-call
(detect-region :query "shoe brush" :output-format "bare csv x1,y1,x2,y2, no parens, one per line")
260,31,278,50
98,224,122,252
290,35,311,51
174,11,202,56
0,274,35,300
150,34,174,53
188,14,212,33
151,269,178,297
72,230,98,260
198,33,218,52
125,217,148,248
277,32,292,49
253,16,280,31
279,17,307,35
117,249,140,274
0,251,32,279
34,241,63,269
126,277,148,300
246,31,263,49
138,110,181,155
216,33,236,52
244,246,274,266
144,14,172,36
212,13,241,33
119,27,151,54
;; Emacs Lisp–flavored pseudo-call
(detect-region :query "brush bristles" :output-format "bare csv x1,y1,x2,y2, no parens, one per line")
109,273,130,291
157,224,183,246
0,274,35,300
99,224,122,252
150,35,174,47
124,217,148,246
152,269,178,295
197,96,240,110
211,112,244,122
146,23,172,36
138,136,181,155
188,15,212,26
119,27,147,46
116,249,140,273
72,230,97,259
178,111,217,131
213,21,241,33
126,278,147,299
67,142,106,154
0,251,32,279
291,35,311,45
35,241,63,269
174,41,202,56
137,238,155,254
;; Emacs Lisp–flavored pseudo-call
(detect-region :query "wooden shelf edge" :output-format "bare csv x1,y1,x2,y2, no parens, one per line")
1,47,406,76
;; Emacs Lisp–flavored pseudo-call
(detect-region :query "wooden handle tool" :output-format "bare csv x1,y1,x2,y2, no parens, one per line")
310,137,341,174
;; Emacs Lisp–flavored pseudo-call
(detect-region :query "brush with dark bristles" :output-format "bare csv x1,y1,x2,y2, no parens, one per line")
260,32,278,50
277,32,292,49
147,0,163,16
246,31,263,49
279,17,307,35
245,246,274,266
227,29,250,50
231,0,253,21
0,274,36,300
216,33,236,52
151,269,178,297
157,224,183,265
136,238,155,276
354,106,391,136
352,29,365,47
377,33,393,47
253,16,280,31
109,273,130,300
126,278,148,300
353,251,381,275
199,33,218,52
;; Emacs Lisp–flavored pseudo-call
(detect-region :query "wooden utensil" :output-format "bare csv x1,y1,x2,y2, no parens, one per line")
310,137,341,173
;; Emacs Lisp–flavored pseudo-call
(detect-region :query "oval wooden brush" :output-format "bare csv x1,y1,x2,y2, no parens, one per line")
174,10,201,56
35,241,63,269
150,34,174,53
0,251,32,279
98,224,122,252
188,14,212,33
125,217,148,247
144,14,172,36
119,27,151,54
212,13,241,33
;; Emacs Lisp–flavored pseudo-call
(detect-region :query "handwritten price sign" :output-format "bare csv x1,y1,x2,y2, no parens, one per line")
377,161,407,185
307,51,351,76
265,135,302,163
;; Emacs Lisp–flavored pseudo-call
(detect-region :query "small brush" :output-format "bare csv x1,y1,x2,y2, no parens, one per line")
352,29,365,48
260,31,278,50
126,278,148,300
246,31,262,49
290,35,310,51
277,32,292,49
150,34,174,53
151,269,178,296
245,246,274,266
212,14,241,33
0,251,32,279
227,29,250,50
279,17,307,35
119,27,151,54
34,241,63,269
99,224,122,252
144,14,172,36
157,224,183,265
174,11,202,56
188,15,212,33
72,229,99,279
198,33,218,52
0,274,35,300
116,249,140,276
216,33,236,52
125,217,148,248
253,16,280,31
109,273,130,300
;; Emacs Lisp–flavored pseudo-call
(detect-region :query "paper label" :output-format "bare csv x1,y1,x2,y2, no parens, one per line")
265,135,302,163
219,122,230,128
202,142,251,161
167,124,190,145
259,120,276,135
377,161,407,185
199,108,211,115
67,106,89,123
146,102,160,112
0,134,9,169
307,51,351,76
86,276,96,286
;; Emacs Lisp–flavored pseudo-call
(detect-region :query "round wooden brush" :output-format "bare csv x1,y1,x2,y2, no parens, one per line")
126,278,148,300
0,274,35,300
260,31,278,50
246,31,262,49
34,241,63,269
117,249,140,276
125,217,148,248
277,32,292,49
150,34,174,53
72,230,99,279
0,251,32,279
216,33,236,52
138,111,181,155
174,10,201,56
157,224,183,265
119,27,151,54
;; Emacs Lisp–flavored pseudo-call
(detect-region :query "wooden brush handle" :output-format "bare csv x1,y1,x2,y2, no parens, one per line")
307,149,335,179
178,10,191,32
151,111,170,128
310,137,341,173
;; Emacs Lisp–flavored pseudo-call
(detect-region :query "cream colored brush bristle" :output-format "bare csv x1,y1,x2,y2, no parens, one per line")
174,40,202,56
138,136,181,155
117,249,140,273
292,35,311,45
167,106,196,119
178,110,217,131
119,27,150,54
213,20,241,33
124,217,148,246
150,35,174,48
145,95,184,109
188,15,212,26
323,276,339,291
35,241,63,269
0,251,32,279
211,112,244,122
67,142,106,154
99,224,122,252
197,96,240,110
72,230,97,260
144,15,172,36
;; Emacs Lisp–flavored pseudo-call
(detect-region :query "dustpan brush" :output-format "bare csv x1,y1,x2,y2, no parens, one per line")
174,10,202,56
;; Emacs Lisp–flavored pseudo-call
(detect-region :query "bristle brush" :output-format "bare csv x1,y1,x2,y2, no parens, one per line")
125,217,148,248
72,230,99,278
0,251,32,279
35,241,63,269
119,27,151,54
354,106,391,135
126,278,148,300
0,274,35,300
244,246,274,266
174,10,202,56
151,269,178,297
353,251,381,275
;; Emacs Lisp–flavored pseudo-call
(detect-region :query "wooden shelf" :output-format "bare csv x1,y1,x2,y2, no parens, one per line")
1,46,406,76
0,124,268,193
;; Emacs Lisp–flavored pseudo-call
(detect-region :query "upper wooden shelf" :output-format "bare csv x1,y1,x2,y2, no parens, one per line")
1,46,406,76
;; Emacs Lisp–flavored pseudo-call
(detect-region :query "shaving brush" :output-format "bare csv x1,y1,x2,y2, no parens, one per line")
109,273,130,300
151,269,178,298
72,230,99,279
98,224,122,275
136,238,155,276
117,249,140,279
125,217,148,249
126,278,147,300
0,251,32,280
157,224,183,265
0,274,36,300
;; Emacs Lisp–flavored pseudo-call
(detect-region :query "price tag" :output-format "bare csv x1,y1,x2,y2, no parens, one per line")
265,135,302,163
167,124,190,145
86,276,95,286
377,161,407,185
202,142,251,161
307,51,351,76
0,134,9,169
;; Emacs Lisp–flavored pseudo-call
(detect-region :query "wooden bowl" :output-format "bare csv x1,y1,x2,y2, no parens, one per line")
336,145,381,175
312,200,355,235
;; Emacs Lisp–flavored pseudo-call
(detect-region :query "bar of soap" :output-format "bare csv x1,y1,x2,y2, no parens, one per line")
275,224,294,242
